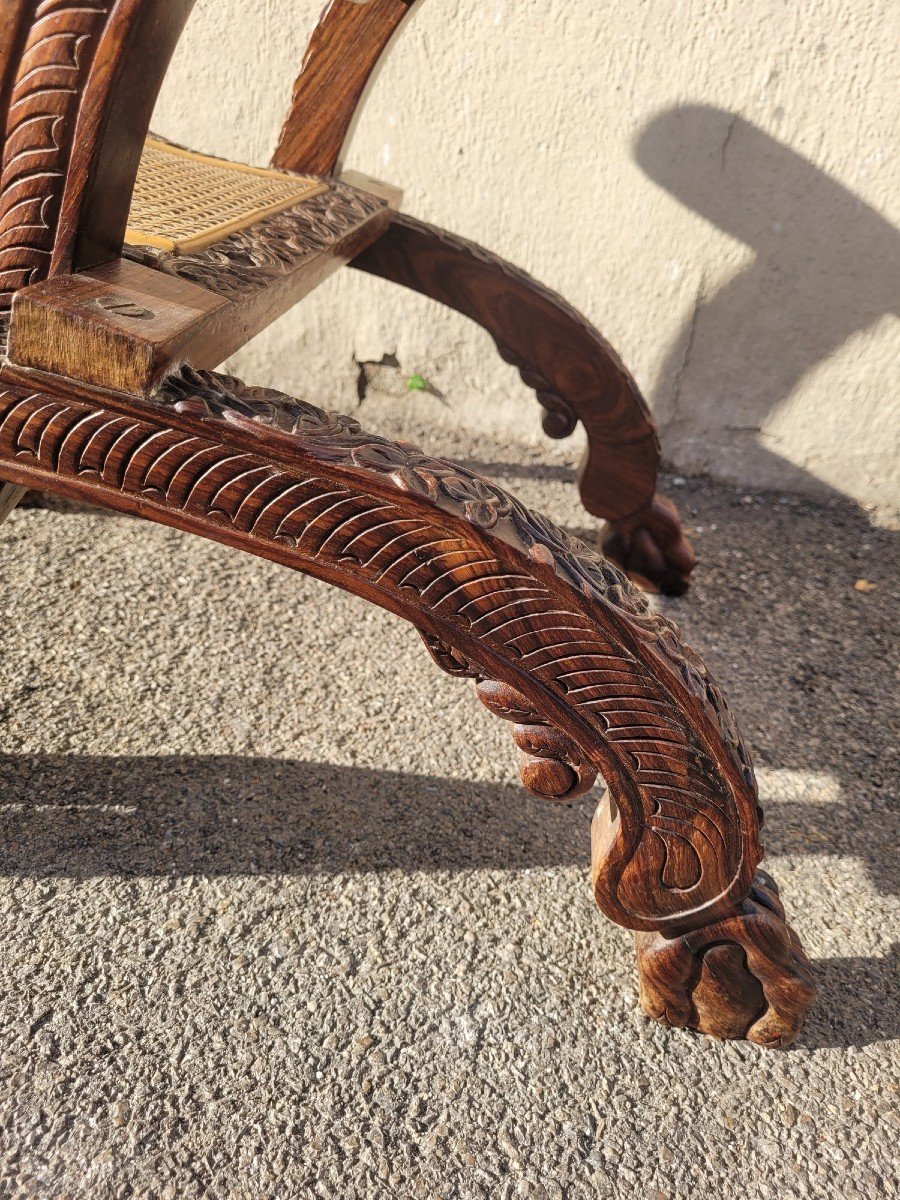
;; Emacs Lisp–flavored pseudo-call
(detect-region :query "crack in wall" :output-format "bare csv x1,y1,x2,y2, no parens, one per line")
354,352,399,403
721,111,740,170
671,274,707,424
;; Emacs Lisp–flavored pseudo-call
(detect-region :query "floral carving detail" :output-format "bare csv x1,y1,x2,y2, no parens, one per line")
436,474,513,529
125,180,386,299
157,367,751,783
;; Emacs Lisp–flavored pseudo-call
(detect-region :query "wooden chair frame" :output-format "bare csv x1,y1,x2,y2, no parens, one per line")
0,0,814,1046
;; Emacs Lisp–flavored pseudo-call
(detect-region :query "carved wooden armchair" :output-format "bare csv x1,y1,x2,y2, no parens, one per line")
0,0,814,1046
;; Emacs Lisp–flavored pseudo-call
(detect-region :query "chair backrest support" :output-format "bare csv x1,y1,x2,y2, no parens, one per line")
0,0,414,322
0,0,196,319
273,0,421,177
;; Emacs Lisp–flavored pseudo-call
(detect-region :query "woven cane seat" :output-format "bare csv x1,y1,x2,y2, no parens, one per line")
124,137,326,254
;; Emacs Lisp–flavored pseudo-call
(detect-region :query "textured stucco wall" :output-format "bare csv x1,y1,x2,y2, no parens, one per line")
152,0,899,519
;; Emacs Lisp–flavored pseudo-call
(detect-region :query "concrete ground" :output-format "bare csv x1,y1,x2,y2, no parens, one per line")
0,409,897,1199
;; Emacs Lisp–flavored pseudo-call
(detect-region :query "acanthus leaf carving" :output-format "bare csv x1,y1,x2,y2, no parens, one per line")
160,367,752,790
0,367,760,934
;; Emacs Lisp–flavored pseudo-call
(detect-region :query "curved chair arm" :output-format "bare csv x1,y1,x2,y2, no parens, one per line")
351,213,698,593
0,366,813,1044
273,0,423,177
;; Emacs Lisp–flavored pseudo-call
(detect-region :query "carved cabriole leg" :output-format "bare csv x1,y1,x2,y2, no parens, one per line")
350,213,697,594
0,367,813,1044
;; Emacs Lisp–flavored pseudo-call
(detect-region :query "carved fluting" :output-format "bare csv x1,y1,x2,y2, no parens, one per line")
0,366,758,934
159,371,752,788
0,1,115,321
125,181,386,299
633,870,816,1047
0,0,813,1047
418,632,481,680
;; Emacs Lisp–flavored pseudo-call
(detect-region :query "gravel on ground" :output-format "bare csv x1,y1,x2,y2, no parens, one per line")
0,409,897,1199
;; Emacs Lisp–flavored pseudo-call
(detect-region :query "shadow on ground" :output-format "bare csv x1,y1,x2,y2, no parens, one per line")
1,459,897,1054
0,754,575,878
1,749,898,1051
807,948,899,1051
0,749,893,895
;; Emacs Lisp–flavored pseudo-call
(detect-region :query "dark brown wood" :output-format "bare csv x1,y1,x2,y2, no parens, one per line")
0,1,33,139
0,1,116,321
6,260,228,397
0,0,199,325
0,366,814,1043
351,214,697,594
57,0,198,274
601,494,698,597
475,679,599,802
0,0,816,1046
7,179,395,397
273,0,421,177
633,869,815,1048
0,1,692,591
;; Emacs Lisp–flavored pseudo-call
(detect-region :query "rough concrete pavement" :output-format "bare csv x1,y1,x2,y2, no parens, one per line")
0,413,897,1199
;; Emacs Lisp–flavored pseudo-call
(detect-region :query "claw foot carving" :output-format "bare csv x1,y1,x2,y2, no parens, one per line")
602,494,697,596
634,870,816,1048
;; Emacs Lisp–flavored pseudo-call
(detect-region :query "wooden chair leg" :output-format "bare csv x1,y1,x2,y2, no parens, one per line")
0,367,812,1045
350,213,697,594
0,481,26,524
633,868,815,1048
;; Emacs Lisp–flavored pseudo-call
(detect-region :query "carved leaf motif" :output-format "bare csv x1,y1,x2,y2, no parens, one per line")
161,367,751,786
125,181,386,298
0,2,115,318
0,370,761,929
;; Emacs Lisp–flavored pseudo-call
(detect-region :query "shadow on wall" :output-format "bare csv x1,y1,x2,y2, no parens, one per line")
634,105,900,498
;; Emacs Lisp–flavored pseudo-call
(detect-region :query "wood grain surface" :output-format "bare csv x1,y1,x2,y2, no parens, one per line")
0,1,815,1045
8,180,394,396
351,213,697,593
273,0,421,177
0,366,814,1043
